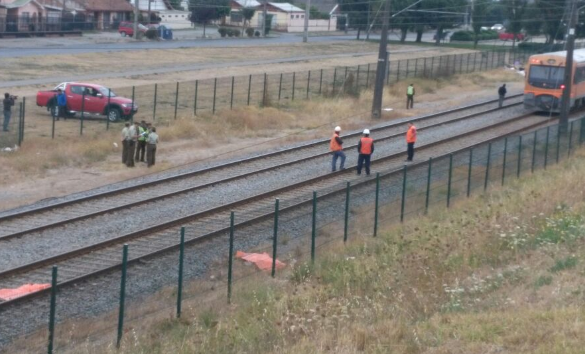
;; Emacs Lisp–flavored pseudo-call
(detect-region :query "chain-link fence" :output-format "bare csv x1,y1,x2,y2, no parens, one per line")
0,99,24,149
4,113,584,353
4,47,532,149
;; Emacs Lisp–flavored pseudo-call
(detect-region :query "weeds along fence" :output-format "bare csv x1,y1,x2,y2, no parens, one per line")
1,48,531,148
6,114,585,353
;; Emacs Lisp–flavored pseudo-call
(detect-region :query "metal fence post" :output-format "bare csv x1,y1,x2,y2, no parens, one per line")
212,78,217,114
333,68,337,94
356,65,361,90
306,70,311,99
406,59,410,77
466,53,471,72
414,58,418,77
106,90,111,131
278,73,283,101
292,72,296,101
80,91,85,136
374,173,380,237
319,69,323,94
425,158,432,214
397,60,401,81
194,80,198,116
176,227,185,318
502,137,508,186
430,57,434,77
568,121,574,156
344,182,350,242
531,130,537,173
116,244,129,349
47,266,58,354
386,53,391,84
51,98,56,139
227,212,235,304
400,165,407,222
555,126,561,164
517,135,523,178
153,83,157,121
131,86,135,124
262,73,267,106
247,75,252,106
230,76,235,109
467,149,473,197
366,63,370,87
484,143,492,191
544,126,550,169
438,56,443,76
311,191,317,263
271,199,279,277
174,82,179,120
447,154,453,207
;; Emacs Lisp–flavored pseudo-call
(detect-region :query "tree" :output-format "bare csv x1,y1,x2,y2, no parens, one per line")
523,4,543,37
339,0,370,39
169,0,183,11
241,7,256,29
391,0,414,43
472,0,490,48
420,0,466,45
536,0,564,44
189,0,230,37
501,0,527,48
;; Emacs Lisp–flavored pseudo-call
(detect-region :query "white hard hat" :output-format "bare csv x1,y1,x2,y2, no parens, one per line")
363,129,370,135
334,126,341,132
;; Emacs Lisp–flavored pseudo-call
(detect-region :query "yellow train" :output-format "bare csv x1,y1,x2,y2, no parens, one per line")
524,48,585,113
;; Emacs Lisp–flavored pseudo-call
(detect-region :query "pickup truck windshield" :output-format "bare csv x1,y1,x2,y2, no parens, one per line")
529,65,565,89
98,87,117,97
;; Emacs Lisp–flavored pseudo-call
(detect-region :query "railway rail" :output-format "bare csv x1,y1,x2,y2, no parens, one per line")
0,107,550,310
0,94,524,241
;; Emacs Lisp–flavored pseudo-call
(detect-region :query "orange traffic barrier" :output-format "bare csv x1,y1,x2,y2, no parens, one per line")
0,283,51,301
236,251,286,271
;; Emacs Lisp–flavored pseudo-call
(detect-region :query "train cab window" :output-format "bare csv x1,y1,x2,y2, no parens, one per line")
575,67,585,84
529,65,565,89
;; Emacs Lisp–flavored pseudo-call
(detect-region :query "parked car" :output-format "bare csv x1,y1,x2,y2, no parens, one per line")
118,21,148,37
36,82,138,122
498,32,525,41
491,24,505,31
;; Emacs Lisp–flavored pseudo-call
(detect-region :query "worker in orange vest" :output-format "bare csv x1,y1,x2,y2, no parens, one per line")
405,122,417,162
357,129,374,176
330,126,346,172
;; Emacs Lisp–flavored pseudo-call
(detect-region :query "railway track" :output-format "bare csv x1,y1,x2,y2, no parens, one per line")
0,94,524,241
0,108,549,309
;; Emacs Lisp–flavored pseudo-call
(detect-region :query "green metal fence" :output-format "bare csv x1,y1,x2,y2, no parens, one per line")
7,113,585,353
4,47,532,147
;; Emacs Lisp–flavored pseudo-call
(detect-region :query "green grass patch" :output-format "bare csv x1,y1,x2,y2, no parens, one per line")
549,256,578,273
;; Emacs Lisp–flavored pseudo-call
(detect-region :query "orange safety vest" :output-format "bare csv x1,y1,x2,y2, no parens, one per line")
360,137,373,154
406,126,417,143
330,133,342,151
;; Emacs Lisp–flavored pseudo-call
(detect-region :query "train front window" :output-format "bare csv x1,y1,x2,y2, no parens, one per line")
529,65,565,88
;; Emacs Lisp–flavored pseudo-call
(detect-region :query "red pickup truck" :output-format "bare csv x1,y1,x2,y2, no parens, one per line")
498,32,525,41
36,82,138,122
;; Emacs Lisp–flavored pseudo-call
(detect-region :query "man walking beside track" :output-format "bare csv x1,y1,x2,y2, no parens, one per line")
121,122,130,164
405,122,417,162
330,126,346,172
135,120,148,163
498,84,507,108
357,129,374,176
147,127,159,168
406,83,415,109
56,89,67,121
126,122,138,167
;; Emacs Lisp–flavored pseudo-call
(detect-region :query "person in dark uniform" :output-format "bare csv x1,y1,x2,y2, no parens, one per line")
135,120,148,163
357,129,374,176
147,127,159,167
498,84,507,108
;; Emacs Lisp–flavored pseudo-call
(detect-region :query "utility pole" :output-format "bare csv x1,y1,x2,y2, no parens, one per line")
147,0,152,25
303,0,311,42
560,0,577,132
371,0,391,119
133,0,139,39
263,0,268,37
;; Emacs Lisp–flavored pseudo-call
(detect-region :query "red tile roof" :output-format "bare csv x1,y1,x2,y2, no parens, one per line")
84,0,133,11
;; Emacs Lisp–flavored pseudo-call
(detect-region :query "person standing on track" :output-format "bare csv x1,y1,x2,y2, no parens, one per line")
135,120,148,163
121,122,130,164
498,84,507,108
147,127,159,167
357,129,374,176
406,83,415,109
126,122,138,167
405,122,417,162
330,126,346,172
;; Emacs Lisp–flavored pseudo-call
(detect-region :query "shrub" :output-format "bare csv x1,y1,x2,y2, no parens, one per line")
226,28,234,37
218,27,227,37
246,27,254,37
450,30,499,42
145,27,159,40
254,30,260,37
234,29,241,37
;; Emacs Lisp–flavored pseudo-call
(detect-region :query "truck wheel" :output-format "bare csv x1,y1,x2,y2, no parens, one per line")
107,108,122,122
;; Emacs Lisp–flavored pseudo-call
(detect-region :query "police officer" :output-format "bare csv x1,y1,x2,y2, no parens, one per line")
121,122,130,164
135,120,148,163
405,122,417,162
330,126,346,172
406,84,415,109
147,127,159,168
357,129,374,176
126,122,138,167
498,84,507,108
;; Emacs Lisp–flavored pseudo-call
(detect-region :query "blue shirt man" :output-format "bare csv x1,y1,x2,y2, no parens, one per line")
56,89,67,120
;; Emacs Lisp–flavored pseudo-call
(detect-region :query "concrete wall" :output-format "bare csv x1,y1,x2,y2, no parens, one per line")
287,18,337,32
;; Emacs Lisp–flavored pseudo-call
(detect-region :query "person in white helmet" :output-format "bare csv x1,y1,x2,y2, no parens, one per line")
330,126,345,172
357,128,374,176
